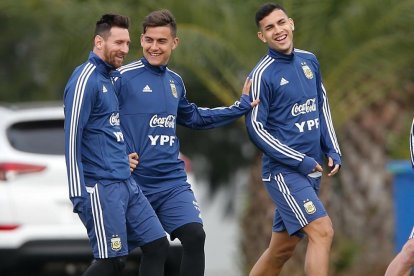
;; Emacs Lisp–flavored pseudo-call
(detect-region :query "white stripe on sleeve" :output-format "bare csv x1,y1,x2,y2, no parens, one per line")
320,83,341,155
250,56,305,161
68,63,95,197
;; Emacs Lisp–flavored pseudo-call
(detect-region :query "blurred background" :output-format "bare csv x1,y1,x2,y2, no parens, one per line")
1,0,414,275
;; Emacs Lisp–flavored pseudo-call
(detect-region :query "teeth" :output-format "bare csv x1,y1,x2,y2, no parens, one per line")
276,34,287,42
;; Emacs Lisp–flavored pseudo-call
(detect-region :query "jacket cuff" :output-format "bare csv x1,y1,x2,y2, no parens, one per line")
70,197,84,213
239,94,252,110
328,152,341,166
297,156,317,175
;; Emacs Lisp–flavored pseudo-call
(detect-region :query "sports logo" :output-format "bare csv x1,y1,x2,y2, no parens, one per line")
149,114,175,128
111,235,122,251
303,199,316,214
301,62,314,79
142,85,152,93
291,98,316,116
109,113,120,126
170,80,178,98
280,77,289,86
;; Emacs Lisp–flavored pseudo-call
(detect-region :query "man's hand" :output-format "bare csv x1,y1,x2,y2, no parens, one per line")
327,157,340,176
313,163,323,173
128,152,139,172
242,77,260,107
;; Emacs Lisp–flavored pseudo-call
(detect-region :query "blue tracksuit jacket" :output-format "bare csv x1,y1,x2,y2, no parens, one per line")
245,48,341,178
64,52,130,202
116,57,252,194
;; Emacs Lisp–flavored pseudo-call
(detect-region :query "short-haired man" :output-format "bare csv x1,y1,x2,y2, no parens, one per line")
116,9,258,276
245,3,341,275
63,14,169,276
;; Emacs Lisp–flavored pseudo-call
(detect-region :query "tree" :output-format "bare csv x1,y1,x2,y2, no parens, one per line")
0,0,150,101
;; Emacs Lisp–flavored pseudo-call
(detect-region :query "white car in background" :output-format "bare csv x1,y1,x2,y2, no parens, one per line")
0,102,186,275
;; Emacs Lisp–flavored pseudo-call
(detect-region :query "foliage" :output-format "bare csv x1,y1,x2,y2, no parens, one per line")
0,0,150,101
289,0,414,127
332,238,360,273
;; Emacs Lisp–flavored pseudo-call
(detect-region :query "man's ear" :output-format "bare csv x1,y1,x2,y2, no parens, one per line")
289,18,295,31
257,32,266,43
140,34,145,47
172,37,179,50
95,35,103,50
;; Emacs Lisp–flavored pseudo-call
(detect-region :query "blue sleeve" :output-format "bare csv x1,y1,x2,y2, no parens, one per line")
410,116,414,168
176,83,253,129
63,68,95,206
245,73,317,175
315,62,342,166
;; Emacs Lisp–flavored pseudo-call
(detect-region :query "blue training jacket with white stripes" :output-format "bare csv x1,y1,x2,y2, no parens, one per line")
245,48,341,178
64,52,130,202
116,57,253,194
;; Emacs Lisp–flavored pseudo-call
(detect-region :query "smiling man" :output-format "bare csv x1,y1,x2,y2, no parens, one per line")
245,3,341,276
63,14,169,276
115,9,258,276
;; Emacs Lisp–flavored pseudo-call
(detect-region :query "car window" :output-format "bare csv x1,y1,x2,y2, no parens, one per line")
7,119,64,155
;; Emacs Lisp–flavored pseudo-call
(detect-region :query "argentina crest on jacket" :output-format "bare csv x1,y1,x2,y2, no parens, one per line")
169,80,178,98
111,235,122,251
301,62,314,79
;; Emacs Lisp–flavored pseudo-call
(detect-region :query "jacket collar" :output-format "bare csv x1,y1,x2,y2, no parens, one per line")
267,47,295,62
141,57,167,74
88,51,118,77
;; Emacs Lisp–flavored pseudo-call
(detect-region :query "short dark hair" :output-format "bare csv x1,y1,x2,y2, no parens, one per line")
95,14,130,39
255,3,288,27
142,9,177,37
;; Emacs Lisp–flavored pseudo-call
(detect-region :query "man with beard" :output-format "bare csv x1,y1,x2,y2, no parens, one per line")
64,14,168,276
